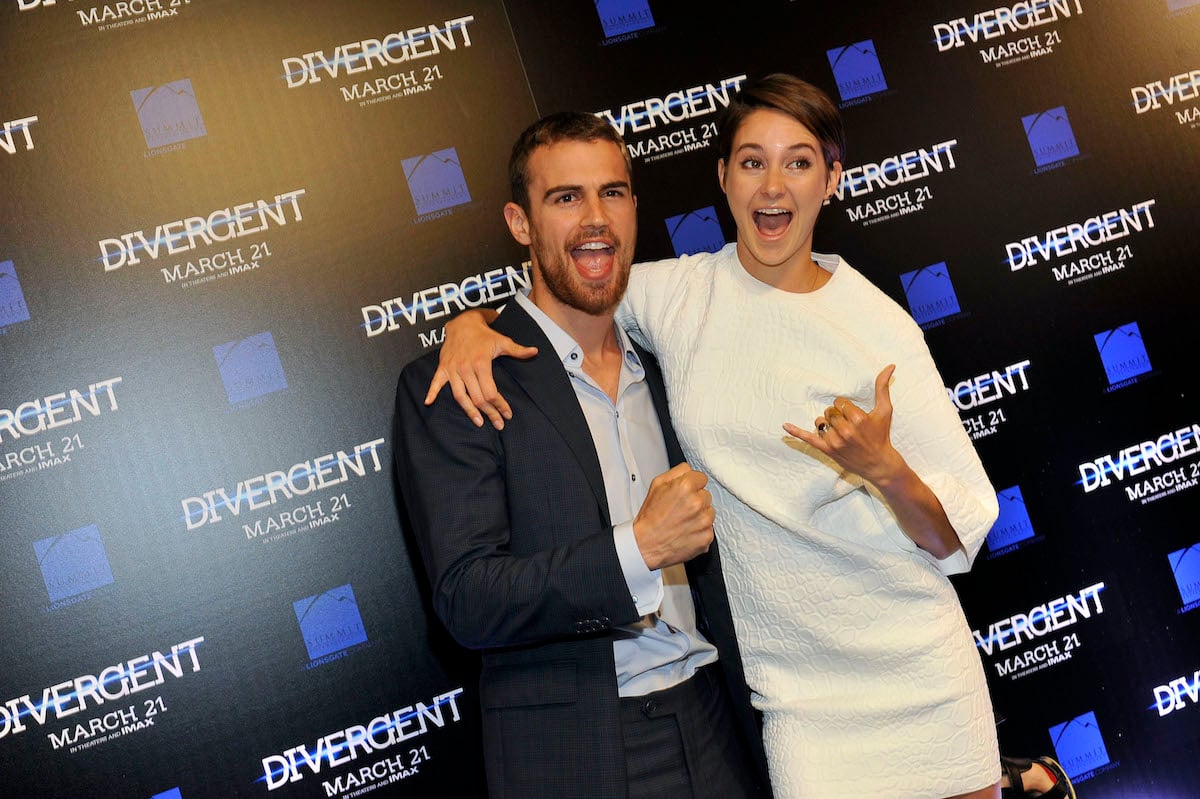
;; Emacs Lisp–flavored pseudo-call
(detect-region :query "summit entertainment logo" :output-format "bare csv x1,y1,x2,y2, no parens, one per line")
0,261,31,330
1049,711,1115,782
595,0,655,40
826,40,888,104
985,486,1039,556
1023,105,1080,169
294,584,368,666
900,262,964,328
402,147,471,219
1170,544,1200,612
1093,322,1152,390
665,207,725,256
1,116,37,155
214,332,287,406
131,79,206,151
34,524,115,605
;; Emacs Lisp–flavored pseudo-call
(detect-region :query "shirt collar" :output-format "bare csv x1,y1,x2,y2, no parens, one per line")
513,290,644,377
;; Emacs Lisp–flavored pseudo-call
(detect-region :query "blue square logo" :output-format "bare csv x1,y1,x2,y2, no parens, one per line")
0,260,32,327
213,331,288,405
1093,322,1151,385
34,524,115,603
402,147,472,216
595,0,655,37
665,206,725,257
152,790,183,799
986,486,1036,551
1049,711,1111,779
1022,106,1080,167
293,584,369,661
1169,545,1200,606
827,40,888,102
901,262,961,325
131,79,207,149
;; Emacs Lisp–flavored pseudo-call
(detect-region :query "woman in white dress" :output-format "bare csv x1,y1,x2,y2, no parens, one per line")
426,75,1046,798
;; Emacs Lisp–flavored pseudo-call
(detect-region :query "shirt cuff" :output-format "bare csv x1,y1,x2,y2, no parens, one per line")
613,521,663,615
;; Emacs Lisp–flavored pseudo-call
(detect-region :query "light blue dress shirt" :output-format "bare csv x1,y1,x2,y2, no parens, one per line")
514,292,718,696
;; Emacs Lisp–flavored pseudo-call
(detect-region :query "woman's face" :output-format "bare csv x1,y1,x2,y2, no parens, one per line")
718,108,842,289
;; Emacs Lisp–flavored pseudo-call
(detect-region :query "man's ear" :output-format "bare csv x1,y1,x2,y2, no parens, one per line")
503,202,532,246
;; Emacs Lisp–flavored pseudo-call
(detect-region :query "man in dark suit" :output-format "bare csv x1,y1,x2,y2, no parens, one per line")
393,112,771,799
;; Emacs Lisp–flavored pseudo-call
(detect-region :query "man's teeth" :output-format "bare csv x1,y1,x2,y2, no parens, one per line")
578,242,609,250
757,208,788,215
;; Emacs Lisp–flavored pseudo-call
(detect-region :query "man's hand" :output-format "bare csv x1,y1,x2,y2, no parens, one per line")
424,308,538,429
632,463,715,570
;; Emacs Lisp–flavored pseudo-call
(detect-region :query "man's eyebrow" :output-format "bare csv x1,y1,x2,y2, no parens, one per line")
542,180,631,199
542,183,583,200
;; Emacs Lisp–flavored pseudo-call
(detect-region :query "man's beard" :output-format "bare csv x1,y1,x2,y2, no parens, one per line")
531,227,631,316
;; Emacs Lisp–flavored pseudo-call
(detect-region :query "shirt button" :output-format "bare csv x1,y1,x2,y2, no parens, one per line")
570,353,579,360
632,595,639,603
631,474,637,482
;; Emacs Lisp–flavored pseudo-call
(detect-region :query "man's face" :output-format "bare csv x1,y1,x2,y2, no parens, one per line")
504,138,637,317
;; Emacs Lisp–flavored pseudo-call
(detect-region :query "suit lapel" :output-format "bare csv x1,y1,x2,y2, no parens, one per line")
634,342,686,467
493,303,611,525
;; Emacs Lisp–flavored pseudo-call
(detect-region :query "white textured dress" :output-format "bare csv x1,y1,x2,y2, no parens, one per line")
616,243,1000,798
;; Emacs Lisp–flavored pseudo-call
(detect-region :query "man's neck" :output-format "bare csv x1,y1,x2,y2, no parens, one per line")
529,288,623,401
529,288,619,361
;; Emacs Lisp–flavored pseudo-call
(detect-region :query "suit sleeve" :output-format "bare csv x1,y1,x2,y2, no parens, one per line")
393,356,642,650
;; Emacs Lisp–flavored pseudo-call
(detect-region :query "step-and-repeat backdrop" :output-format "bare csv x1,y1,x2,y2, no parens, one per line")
2,1,1197,796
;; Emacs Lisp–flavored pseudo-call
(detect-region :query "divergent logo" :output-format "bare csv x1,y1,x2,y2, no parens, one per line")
282,16,474,87
932,1,1083,50
98,189,306,271
0,637,204,739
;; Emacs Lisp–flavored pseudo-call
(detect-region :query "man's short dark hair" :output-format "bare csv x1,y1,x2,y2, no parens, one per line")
509,112,633,211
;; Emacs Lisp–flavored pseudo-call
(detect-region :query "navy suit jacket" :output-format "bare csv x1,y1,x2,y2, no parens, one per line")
393,301,771,798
